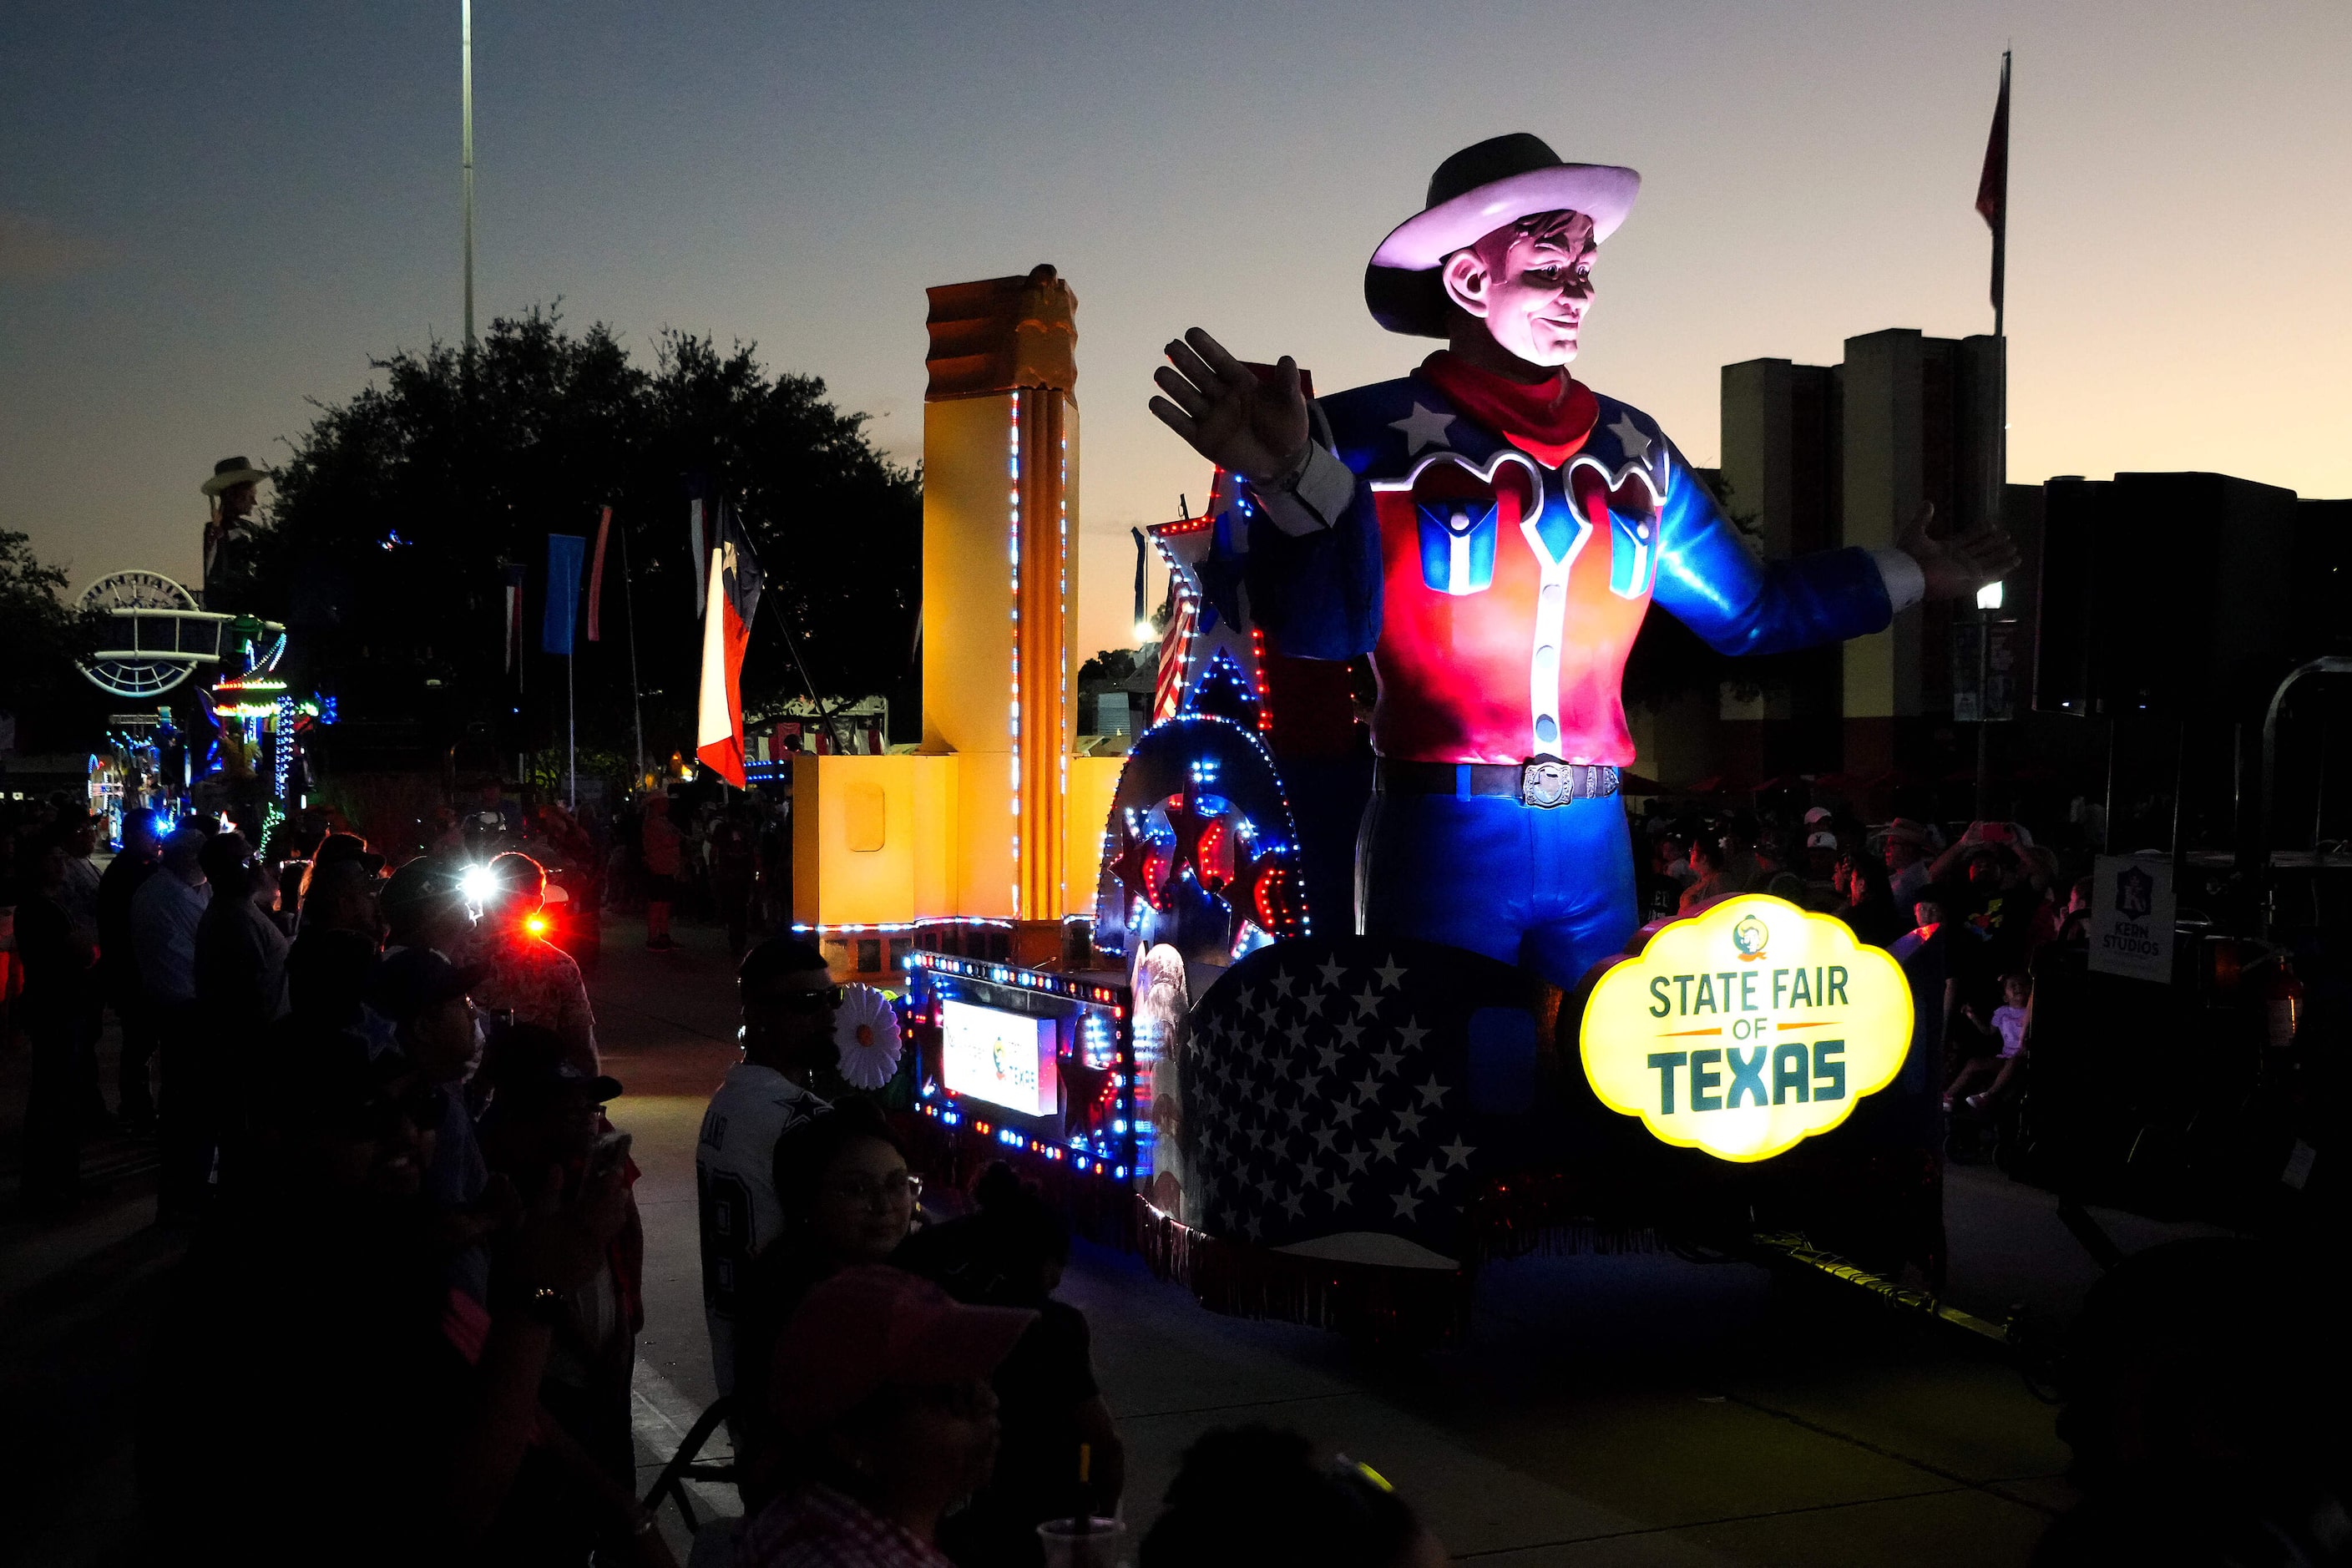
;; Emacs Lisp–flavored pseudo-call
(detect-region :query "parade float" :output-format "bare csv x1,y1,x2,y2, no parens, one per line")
70,566,326,847
803,136,2010,1342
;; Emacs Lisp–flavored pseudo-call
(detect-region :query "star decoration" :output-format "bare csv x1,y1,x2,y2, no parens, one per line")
1353,987,1383,1018
1414,1076,1449,1108
1109,826,1161,908
1353,1071,1383,1104
1415,1162,1445,1194
1372,1045,1404,1077
1283,1190,1307,1219
1608,412,1652,463
1390,402,1456,456
1374,959,1408,989
1397,1021,1429,1051
1318,957,1347,988
1164,792,1217,890
1315,1040,1344,1072
1335,1021,1364,1047
1393,1106,1425,1137
1441,1138,1477,1169
1312,1126,1340,1153
1369,1130,1402,1162
1390,1189,1423,1221
1343,1148,1371,1176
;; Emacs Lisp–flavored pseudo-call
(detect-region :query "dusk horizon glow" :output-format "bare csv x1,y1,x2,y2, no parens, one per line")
5,0,2346,660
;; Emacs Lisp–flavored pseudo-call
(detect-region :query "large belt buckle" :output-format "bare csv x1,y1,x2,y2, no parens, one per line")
1520,757,1577,809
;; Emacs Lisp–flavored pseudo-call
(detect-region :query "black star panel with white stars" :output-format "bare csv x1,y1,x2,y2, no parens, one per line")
1172,935,1535,1259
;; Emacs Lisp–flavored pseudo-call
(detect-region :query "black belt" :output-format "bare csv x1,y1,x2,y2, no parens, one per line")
1376,757,1620,809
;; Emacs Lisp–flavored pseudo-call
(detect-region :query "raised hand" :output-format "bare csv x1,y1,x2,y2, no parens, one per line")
1897,500,2022,602
1149,328,1311,481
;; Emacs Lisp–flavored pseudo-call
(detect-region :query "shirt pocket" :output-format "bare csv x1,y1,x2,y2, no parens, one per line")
1417,498,1498,595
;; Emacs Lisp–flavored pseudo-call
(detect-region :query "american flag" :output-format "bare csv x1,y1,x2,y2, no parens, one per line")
1173,936,1533,1259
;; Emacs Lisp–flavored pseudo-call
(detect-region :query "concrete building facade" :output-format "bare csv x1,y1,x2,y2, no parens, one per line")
1707,327,2022,788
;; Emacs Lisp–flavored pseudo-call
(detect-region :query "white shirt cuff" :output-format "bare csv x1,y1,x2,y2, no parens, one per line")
1258,441,1357,537
1870,547,1926,614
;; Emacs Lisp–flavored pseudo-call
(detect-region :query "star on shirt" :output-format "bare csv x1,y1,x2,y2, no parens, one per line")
1440,1138,1477,1170
1607,412,1652,464
1318,957,1348,988
1391,402,1455,456
1374,958,1409,989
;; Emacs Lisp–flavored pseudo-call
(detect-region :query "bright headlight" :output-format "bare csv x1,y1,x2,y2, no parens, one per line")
458,864,500,905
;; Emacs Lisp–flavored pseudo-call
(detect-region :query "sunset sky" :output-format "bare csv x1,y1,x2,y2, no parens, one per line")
4,1,2346,659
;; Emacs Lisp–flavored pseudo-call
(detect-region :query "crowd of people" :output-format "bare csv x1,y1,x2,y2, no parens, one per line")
2,788,1449,1565
1632,800,2095,1126
12,775,2326,1563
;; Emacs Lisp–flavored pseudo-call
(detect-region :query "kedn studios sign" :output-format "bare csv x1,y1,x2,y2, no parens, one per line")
1581,896,1913,1163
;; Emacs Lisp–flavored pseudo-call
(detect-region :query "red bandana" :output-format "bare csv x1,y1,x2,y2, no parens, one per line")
1418,351,1599,469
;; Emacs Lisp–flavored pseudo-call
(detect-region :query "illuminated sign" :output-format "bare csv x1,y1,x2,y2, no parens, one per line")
940,999,1058,1118
1579,896,1913,1162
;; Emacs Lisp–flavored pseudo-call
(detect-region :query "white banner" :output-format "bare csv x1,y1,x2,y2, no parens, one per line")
2087,854,2177,983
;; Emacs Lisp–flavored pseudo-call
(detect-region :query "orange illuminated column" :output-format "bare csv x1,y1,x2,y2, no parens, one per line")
921,266,1079,932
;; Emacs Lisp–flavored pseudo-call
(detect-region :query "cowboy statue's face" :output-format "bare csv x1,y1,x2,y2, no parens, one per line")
1439,209,1598,368
220,480,257,520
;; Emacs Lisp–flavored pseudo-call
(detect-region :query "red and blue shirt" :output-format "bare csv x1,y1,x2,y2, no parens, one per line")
1245,361,1894,766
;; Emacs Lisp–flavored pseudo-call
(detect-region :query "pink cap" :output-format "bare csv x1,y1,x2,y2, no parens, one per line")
770,1266,1036,1437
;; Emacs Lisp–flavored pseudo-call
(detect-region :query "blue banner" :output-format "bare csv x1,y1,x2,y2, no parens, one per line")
543,533,586,655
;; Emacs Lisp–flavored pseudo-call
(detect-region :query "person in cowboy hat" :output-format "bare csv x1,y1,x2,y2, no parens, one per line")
200,455,270,607
1148,133,2017,989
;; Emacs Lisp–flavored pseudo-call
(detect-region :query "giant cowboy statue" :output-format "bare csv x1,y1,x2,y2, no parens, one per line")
1149,134,2016,989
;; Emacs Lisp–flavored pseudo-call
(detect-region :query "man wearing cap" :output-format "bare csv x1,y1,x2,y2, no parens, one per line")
450,852,599,1075
371,947,501,1302
1151,134,2016,988
1883,817,1935,913
697,938,838,1402
200,455,269,609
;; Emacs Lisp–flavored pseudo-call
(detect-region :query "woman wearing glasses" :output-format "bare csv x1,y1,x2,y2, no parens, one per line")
732,1099,923,1511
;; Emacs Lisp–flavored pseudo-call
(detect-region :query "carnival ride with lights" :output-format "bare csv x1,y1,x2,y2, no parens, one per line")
797,268,1950,1349
71,568,329,845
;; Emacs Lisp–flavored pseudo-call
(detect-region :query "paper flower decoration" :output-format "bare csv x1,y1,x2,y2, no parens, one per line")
833,984,904,1090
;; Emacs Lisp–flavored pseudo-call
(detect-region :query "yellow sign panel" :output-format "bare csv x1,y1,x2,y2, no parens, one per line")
1579,895,1914,1163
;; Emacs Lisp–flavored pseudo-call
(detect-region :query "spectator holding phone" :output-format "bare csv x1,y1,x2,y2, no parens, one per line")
479,1025,644,1495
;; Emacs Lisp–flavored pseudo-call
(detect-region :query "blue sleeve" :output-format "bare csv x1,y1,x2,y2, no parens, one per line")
1651,449,1893,656
1241,466,1383,660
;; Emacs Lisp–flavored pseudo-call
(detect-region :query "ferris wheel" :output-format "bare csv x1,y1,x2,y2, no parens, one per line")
74,570,286,701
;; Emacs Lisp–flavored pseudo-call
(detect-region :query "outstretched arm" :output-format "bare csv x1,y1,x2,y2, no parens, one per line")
1148,328,1309,479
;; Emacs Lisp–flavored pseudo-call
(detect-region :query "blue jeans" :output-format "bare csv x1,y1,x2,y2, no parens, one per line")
1356,779,1638,989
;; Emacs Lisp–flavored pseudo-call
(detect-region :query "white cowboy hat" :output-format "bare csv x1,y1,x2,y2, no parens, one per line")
200,455,271,498
1364,134,1641,336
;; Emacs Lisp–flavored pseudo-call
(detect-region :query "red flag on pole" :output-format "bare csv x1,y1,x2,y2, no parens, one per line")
1976,50,2011,321
695,503,766,787
587,505,612,642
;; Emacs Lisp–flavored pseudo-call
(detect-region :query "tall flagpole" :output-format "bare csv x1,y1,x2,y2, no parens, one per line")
620,523,646,787
1974,48,2011,822
461,0,477,352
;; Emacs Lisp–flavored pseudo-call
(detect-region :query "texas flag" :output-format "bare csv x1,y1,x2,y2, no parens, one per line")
695,503,765,786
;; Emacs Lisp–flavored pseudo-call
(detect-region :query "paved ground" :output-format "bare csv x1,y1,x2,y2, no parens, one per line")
1,913,2223,1565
